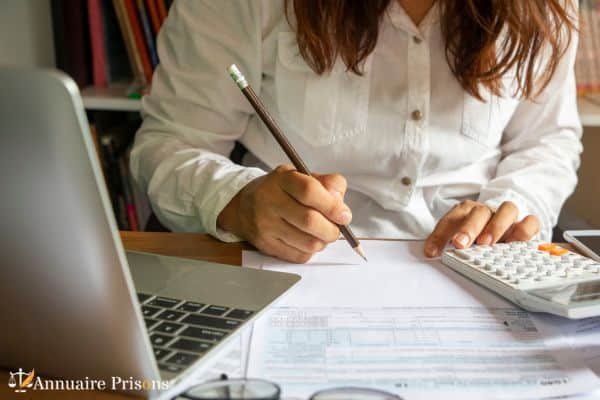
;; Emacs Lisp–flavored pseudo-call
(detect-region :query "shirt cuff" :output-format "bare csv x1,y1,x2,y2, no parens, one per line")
204,167,266,243
478,190,551,242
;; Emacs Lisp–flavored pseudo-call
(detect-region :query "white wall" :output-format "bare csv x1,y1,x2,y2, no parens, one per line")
0,0,55,67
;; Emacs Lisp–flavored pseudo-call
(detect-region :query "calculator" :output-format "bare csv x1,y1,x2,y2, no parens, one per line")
442,241,600,319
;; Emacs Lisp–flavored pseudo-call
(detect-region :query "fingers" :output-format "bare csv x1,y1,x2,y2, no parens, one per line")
279,169,352,225
255,235,313,264
313,173,348,200
476,201,518,245
273,219,328,254
451,205,493,249
424,202,474,257
504,215,540,242
279,199,341,243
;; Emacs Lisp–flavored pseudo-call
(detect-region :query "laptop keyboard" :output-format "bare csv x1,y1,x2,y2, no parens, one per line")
137,292,254,373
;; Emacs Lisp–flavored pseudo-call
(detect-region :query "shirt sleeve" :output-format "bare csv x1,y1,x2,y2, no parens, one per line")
130,0,267,241
477,26,582,241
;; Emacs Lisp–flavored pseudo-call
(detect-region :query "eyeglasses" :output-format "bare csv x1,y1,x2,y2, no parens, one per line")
172,375,402,400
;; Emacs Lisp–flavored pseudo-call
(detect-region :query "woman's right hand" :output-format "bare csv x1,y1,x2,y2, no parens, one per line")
217,164,352,263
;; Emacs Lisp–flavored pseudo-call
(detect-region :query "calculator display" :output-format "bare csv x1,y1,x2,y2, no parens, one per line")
527,281,600,306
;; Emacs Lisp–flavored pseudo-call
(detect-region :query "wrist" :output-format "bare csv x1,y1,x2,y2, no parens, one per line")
217,190,242,236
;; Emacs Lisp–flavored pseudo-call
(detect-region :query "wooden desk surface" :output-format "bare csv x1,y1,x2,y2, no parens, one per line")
121,231,252,266
0,232,574,399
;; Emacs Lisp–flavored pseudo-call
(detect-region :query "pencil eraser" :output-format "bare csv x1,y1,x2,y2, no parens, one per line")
228,64,248,89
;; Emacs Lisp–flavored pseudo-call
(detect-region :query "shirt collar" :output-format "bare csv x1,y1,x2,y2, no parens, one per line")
386,1,440,38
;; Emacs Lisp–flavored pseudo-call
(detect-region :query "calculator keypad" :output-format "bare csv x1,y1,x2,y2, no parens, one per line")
445,241,600,290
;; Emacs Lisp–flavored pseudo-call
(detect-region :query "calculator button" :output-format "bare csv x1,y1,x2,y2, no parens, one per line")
455,249,472,260
559,261,572,267
538,243,554,252
550,247,569,256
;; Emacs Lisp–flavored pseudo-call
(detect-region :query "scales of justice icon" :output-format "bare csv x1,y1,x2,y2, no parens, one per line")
8,368,35,392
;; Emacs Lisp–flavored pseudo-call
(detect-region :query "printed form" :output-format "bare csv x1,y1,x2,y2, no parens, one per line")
243,241,600,400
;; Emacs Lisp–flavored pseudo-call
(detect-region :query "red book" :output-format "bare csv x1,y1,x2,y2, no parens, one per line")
156,0,168,24
87,0,108,87
123,0,153,82
145,0,161,35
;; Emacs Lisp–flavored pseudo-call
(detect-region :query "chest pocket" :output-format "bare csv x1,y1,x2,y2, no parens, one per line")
275,32,372,146
461,78,520,147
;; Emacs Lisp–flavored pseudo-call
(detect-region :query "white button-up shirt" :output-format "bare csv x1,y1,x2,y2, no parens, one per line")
131,0,582,242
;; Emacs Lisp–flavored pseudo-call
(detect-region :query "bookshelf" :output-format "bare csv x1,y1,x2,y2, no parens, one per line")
81,85,141,112
578,95,600,127
80,90,600,127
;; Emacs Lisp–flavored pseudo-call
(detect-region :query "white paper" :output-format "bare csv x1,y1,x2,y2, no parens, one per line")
534,314,600,377
243,240,600,400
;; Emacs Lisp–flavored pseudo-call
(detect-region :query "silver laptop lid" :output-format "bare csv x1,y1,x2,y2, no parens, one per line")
0,69,159,385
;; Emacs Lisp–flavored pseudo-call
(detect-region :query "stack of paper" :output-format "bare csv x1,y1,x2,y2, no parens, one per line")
243,240,600,400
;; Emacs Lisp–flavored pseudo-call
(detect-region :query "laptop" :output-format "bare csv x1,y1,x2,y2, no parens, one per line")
0,68,300,396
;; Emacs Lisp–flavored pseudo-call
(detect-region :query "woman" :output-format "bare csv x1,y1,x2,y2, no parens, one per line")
131,0,582,262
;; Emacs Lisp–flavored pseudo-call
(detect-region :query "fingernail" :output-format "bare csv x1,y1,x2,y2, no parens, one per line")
425,243,439,257
478,233,493,245
337,210,352,224
454,233,470,248
330,189,343,200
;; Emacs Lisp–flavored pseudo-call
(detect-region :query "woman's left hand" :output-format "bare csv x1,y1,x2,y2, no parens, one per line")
424,200,540,258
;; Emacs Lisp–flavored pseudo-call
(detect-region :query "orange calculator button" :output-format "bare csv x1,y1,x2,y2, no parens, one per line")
550,246,569,256
538,243,555,252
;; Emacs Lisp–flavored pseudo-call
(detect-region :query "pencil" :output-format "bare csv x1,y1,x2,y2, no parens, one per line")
228,64,367,261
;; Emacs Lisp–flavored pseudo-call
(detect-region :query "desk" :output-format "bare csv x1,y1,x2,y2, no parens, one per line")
0,232,575,399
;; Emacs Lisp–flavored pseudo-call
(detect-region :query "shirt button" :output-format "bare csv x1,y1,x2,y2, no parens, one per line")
413,36,422,44
401,176,412,186
411,110,423,121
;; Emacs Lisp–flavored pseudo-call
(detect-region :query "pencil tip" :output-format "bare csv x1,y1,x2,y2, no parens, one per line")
354,245,368,262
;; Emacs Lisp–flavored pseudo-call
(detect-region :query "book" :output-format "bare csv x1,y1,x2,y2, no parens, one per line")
576,0,600,96
136,0,160,68
113,0,147,86
101,135,130,230
88,0,109,87
119,156,140,231
145,0,162,36
101,0,133,84
123,0,154,83
51,0,91,87
156,0,168,24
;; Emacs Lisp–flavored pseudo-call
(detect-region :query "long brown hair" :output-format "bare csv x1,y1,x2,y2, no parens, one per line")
287,0,576,100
